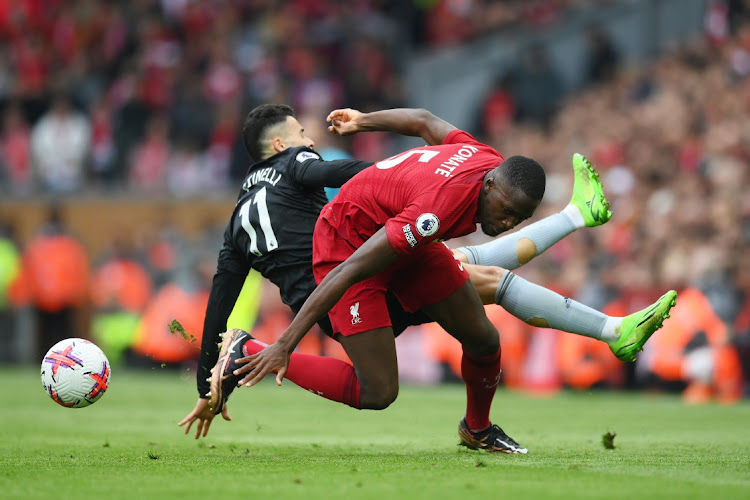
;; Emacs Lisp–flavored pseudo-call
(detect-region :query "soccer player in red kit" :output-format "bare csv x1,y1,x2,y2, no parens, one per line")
199,108,676,453
235,108,545,453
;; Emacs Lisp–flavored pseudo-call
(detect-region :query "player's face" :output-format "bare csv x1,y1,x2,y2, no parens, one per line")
282,116,316,150
478,172,540,237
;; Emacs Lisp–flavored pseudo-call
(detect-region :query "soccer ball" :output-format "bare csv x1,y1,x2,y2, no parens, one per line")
40,338,111,408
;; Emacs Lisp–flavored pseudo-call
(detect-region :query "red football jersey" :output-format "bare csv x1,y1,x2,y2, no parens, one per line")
320,130,504,255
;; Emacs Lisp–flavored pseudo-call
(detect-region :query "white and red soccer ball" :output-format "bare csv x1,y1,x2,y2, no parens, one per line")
40,338,111,408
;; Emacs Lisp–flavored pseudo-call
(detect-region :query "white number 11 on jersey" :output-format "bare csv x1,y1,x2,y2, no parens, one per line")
239,186,278,256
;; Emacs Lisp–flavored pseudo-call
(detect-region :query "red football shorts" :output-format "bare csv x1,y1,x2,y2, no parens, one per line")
312,217,470,336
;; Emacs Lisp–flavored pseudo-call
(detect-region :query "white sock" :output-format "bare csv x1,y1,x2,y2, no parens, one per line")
562,204,586,229
600,317,622,343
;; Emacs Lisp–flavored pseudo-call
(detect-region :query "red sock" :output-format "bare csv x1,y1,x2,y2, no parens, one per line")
243,338,361,409
461,347,501,431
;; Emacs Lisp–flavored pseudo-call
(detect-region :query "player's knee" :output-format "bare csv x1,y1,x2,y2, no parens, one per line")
469,266,505,301
474,337,500,358
360,383,399,410
461,321,500,357
368,392,398,410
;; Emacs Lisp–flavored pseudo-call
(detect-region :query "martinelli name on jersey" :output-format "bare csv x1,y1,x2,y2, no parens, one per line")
242,167,282,191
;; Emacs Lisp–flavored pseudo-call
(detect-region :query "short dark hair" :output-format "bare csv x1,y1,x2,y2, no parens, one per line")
499,155,546,200
242,104,296,163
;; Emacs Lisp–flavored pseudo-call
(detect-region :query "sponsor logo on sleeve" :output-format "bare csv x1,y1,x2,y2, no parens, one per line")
296,151,321,163
415,213,440,237
402,224,418,247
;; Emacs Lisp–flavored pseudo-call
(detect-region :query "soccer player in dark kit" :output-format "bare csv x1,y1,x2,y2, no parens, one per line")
180,105,676,452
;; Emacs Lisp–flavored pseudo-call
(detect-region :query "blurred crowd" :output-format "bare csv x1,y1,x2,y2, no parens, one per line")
0,0,625,196
1,0,750,403
466,0,750,402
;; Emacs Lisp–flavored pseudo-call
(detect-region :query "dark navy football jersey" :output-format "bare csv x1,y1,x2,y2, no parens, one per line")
218,146,370,313
196,147,371,397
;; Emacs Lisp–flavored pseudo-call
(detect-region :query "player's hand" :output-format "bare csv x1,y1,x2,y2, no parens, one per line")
178,398,231,439
234,342,291,388
326,108,364,135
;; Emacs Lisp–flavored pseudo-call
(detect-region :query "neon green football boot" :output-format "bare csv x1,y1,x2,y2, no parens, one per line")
570,153,613,227
609,290,678,362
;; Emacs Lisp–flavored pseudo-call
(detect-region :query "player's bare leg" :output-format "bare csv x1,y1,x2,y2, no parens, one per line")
336,327,399,409
464,264,506,304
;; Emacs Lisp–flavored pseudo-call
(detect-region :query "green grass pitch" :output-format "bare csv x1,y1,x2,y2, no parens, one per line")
2,366,749,499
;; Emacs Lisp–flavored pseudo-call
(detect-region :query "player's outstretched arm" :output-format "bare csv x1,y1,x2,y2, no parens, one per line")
234,227,399,387
327,108,456,146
